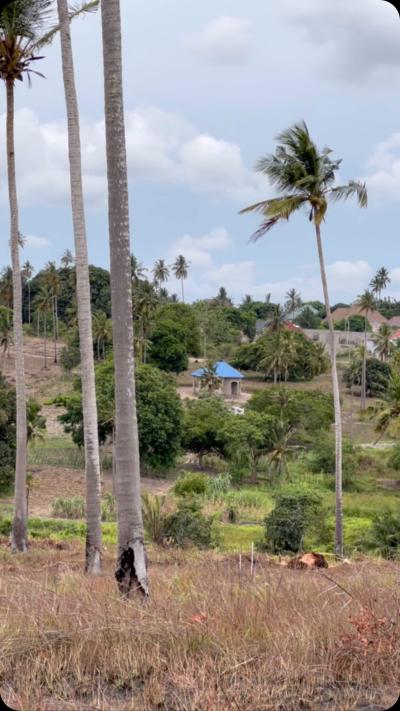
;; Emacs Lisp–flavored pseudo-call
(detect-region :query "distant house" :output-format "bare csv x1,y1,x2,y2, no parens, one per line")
255,320,303,338
390,328,400,344
388,316,400,328
191,361,244,399
326,305,387,333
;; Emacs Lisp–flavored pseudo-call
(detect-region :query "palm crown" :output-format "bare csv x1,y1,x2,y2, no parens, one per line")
240,121,367,238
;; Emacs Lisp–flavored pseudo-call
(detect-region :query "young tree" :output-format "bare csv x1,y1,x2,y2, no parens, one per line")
373,323,394,363
101,0,148,594
57,0,103,573
172,255,189,303
241,121,367,557
357,290,376,411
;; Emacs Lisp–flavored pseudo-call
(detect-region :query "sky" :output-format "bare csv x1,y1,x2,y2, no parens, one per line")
2,0,400,304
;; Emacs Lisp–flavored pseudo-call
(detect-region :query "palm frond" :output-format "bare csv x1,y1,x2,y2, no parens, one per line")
330,181,368,208
36,0,99,48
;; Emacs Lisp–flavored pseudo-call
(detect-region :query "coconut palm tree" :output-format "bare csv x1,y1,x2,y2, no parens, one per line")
101,0,148,595
43,261,60,363
34,286,52,369
130,254,147,286
172,255,189,302
259,330,296,384
285,288,302,321
267,304,287,333
0,306,12,359
92,311,112,360
373,323,394,363
200,361,221,394
61,248,74,269
152,259,169,291
56,0,103,574
370,267,391,302
240,121,367,558
357,290,376,411
21,260,34,324
268,419,296,478
0,0,53,552
372,369,400,442
135,281,158,364
0,266,13,313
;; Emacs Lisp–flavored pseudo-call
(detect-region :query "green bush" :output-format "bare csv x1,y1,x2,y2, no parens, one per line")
261,488,324,553
388,444,400,471
101,493,117,522
308,433,360,490
173,472,208,497
371,509,400,559
52,496,86,519
206,473,232,499
141,492,168,545
163,499,213,549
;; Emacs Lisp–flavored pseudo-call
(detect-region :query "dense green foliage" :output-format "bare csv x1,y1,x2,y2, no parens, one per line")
0,372,16,492
247,387,334,436
173,472,209,497
343,358,391,397
182,397,228,460
56,358,183,469
262,489,324,553
334,315,369,332
371,510,400,559
149,319,189,373
163,498,214,549
232,331,327,381
307,433,359,490
154,303,201,356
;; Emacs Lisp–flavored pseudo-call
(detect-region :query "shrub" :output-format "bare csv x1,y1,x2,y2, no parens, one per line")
101,493,117,522
141,492,168,545
262,489,324,553
388,444,400,471
308,433,360,491
206,473,232,499
52,496,85,519
173,472,208,497
370,510,400,559
163,499,213,549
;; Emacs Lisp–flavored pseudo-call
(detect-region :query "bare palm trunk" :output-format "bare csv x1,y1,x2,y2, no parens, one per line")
181,278,184,303
28,281,31,325
43,313,47,369
53,295,57,364
8,80,27,552
315,223,343,558
58,0,102,574
361,323,367,411
101,0,148,595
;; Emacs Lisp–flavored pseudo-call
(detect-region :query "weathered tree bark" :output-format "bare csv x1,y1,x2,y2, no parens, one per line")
101,0,149,595
361,322,367,411
8,79,28,553
43,312,47,369
315,223,343,558
57,0,102,574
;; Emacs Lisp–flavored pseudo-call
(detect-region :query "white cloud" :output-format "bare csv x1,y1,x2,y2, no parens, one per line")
186,16,251,65
0,107,263,207
169,227,232,269
276,0,400,80
327,260,373,289
365,133,400,201
24,235,51,248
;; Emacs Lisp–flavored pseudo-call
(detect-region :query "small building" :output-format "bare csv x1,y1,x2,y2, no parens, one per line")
191,361,244,399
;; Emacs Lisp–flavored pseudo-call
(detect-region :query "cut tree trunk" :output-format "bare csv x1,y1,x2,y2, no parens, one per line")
101,0,148,596
7,79,28,553
315,223,343,558
57,0,103,574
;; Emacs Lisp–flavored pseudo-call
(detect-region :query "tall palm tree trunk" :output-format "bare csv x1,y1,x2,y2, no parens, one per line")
361,322,367,411
57,0,103,574
101,0,148,595
53,295,57,363
7,80,28,553
43,313,47,369
181,278,184,303
315,223,343,558
28,281,31,324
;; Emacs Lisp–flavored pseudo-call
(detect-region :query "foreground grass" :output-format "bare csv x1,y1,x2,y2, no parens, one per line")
0,546,398,711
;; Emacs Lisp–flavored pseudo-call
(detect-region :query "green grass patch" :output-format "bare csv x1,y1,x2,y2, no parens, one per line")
216,523,263,552
28,437,111,471
0,516,117,544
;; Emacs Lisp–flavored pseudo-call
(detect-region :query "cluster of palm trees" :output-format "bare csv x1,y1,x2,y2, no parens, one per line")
241,121,368,558
151,255,190,302
1,0,148,593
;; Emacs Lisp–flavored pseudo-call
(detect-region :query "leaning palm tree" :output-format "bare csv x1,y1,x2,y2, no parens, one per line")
172,254,189,302
373,323,394,363
56,0,103,573
240,121,368,558
357,290,376,411
0,0,53,552
370,266,391,302
101,0,148,595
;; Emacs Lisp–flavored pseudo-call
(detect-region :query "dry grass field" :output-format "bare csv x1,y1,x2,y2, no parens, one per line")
0,544,399,711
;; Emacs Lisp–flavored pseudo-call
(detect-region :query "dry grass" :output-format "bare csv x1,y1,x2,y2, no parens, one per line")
0,545,399,710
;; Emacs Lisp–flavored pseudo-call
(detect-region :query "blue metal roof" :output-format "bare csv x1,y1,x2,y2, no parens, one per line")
191,361,244,379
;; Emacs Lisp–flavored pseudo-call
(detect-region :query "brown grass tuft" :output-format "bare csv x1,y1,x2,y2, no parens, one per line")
0,544,399,710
